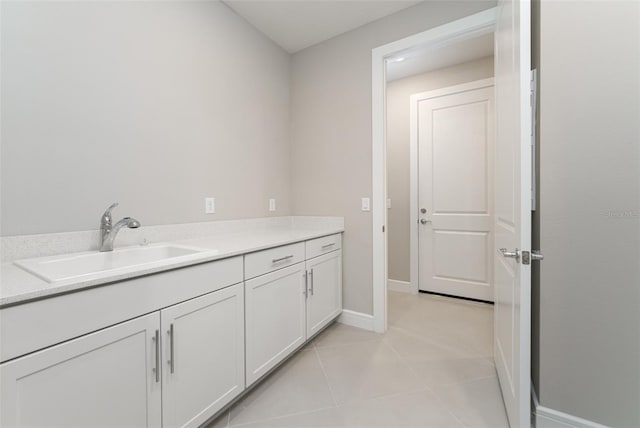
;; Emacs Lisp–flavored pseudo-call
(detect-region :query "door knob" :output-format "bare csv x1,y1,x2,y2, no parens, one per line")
420,218,431,225
500,247,520,261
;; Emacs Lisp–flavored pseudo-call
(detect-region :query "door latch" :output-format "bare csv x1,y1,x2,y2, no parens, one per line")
521,250,544,265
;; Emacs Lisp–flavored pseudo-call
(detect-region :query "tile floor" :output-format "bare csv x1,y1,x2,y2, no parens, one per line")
208,291,509,428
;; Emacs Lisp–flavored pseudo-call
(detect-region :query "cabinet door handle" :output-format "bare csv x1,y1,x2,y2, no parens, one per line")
168,324,175,374
272,255,294,264
153,329,160,383
310,268,314,296
321,243,335,250
303,271,308,297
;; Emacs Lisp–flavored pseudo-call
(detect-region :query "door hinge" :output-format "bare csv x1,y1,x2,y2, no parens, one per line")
382,225,385,232
522,250,530,265
530,69,538,211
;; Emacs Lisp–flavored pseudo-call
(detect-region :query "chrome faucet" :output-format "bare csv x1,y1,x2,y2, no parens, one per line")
100,203,141,252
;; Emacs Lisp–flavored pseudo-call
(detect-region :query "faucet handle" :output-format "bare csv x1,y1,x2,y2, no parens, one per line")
101,202,119,225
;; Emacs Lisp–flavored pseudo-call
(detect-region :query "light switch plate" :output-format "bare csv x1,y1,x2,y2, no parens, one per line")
387,198,392,209
269,198,276,212
205,197,215,214
361,197,370,212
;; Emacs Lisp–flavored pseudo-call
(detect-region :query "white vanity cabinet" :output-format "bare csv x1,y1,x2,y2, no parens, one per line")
244,234,342,387
0,312,162,428
161,283,245,428
0,231,343,427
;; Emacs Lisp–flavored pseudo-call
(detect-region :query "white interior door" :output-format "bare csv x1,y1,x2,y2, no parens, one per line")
493,0,532,426
414,79,495,302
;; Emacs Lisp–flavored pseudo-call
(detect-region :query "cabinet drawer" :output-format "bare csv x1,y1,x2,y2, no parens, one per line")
244,243,305,279
305,234,342,259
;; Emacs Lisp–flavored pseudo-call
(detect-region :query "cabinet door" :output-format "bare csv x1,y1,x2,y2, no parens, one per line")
0,313,161,428
245,263,306,386
161,283,245,428
306,250,342,338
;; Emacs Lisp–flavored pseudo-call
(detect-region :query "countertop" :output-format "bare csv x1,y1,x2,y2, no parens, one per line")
0,226,343,308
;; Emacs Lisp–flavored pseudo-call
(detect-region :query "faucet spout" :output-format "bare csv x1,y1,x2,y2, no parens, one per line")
100,204,141,252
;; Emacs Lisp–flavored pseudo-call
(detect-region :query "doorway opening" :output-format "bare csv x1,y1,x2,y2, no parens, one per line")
383,20,499,379
372,4,533,426
380,19,505,424
370,7,497,334
387,45,495,301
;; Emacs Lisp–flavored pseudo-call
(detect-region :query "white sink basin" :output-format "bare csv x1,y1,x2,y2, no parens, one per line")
15,244,208,283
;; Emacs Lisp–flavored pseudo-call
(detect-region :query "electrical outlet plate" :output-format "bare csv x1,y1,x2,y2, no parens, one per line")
205,197,215,214
269,198,276,212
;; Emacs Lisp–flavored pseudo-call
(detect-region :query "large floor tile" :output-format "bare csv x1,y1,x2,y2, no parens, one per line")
312,322,382,349
228,407,340,428
315,340,423,405
382,326,469,363
388,293,494,357
229,348,334,426
436,376,510,428
331,389,464,428
409,357,497,388
235,389,463,428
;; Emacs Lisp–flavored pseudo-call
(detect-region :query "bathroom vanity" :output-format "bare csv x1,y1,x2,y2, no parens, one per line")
0,218,343,428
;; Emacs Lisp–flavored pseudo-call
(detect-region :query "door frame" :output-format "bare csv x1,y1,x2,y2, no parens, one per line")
409,78,495,296
371,7,497,333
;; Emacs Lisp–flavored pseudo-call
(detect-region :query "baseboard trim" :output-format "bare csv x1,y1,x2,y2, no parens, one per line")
387,279,414,293
534,402,608,428
337,309,375,331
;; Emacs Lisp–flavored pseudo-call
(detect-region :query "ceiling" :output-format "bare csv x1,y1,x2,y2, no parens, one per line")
386,32,494,82
223,0,424,53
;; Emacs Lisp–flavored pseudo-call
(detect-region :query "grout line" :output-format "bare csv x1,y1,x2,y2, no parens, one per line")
228,404,336,428
313,336,381,350
387,324,480,359
313,346,339,408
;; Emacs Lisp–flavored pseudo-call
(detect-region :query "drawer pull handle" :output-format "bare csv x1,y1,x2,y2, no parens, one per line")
272,255,294,264
168,323,175,374
321,243,336,249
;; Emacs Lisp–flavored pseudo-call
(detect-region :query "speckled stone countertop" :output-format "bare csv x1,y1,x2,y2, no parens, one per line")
0,217,343,308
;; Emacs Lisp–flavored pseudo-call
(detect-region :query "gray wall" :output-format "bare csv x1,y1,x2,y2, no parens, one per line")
386,57,494,282
535,1,640,426
1,1,291,236
290,1,496,315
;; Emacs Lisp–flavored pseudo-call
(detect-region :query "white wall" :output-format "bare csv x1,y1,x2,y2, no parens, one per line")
386,56,494,282
1,1,291,236
535,1,640,426
290,1,496,315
